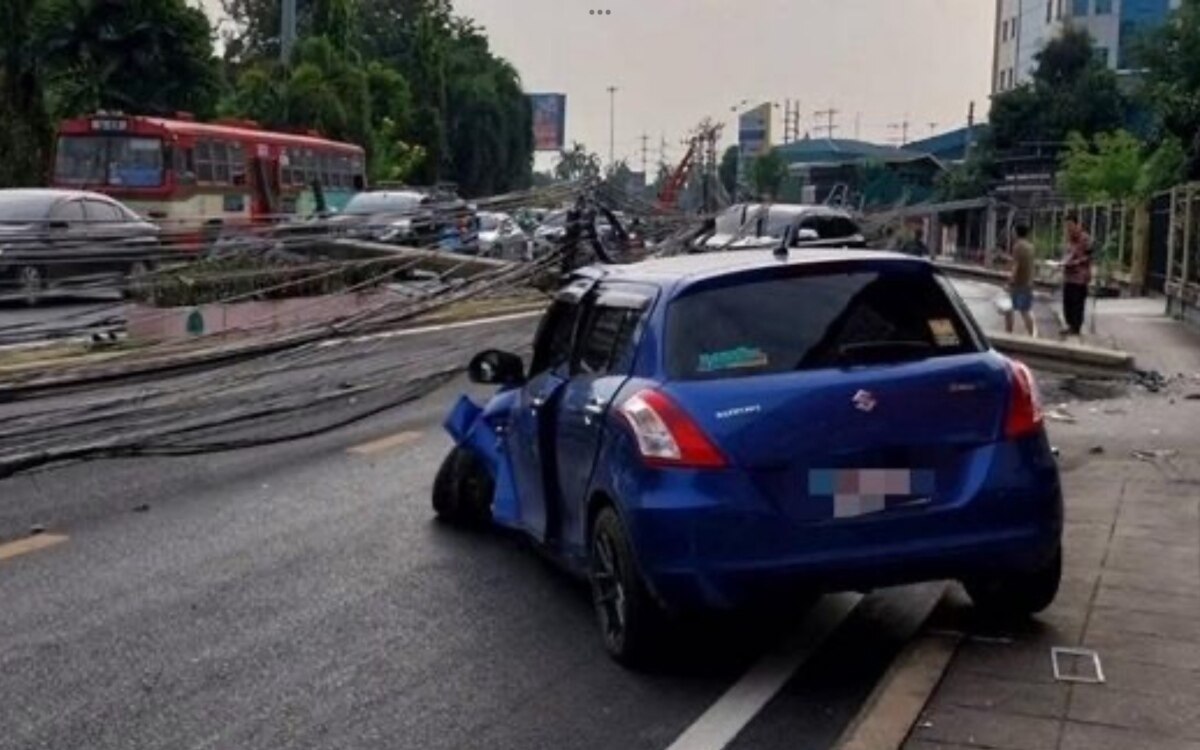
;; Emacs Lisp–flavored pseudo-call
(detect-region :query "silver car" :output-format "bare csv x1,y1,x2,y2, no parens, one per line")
0,189,160,305
477,212,530,260
695,203,865,252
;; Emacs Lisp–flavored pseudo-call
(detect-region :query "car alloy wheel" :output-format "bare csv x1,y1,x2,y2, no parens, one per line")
590,526,627,649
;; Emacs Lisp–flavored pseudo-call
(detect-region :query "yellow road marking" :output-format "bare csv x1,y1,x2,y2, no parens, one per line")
0,534,68,563
347,430,423,456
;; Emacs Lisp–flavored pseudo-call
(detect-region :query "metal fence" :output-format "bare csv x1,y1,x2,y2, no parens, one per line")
1161,184,1200,324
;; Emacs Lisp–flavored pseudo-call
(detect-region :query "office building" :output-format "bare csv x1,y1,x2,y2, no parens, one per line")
992,0,1180,94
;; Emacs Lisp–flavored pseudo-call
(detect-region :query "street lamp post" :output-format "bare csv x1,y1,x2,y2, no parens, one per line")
607,86,618,171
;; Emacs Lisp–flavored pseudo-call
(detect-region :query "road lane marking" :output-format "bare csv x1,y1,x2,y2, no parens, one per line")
664,593,862,750
348,430,423,456
0,534,68,563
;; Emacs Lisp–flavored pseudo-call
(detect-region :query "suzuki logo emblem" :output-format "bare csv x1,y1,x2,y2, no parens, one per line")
852,390,877,413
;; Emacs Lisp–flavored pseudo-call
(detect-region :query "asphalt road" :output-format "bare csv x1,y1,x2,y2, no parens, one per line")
0,277,1022,750
0,295,122,346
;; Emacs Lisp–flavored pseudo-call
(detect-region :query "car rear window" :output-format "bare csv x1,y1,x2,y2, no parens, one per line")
665,266,981,380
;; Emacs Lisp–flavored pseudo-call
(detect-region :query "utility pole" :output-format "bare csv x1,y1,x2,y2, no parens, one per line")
888,117,911,146
813,107,838,139
607,86,618,171
281,0,297,64
927,122,938,138
639,133,650,176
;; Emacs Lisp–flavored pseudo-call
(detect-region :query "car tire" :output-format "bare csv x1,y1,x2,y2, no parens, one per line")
431,447,493,527
17,265,44,307
589,506,666,666
965,546,1061,618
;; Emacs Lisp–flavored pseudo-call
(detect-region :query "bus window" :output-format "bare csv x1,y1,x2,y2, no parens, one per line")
212,142,230,183
53,135,164,187
195,140,214,183
175,147,196,185
229,143,246,186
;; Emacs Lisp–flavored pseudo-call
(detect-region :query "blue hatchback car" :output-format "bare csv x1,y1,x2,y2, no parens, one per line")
435,250,1062,664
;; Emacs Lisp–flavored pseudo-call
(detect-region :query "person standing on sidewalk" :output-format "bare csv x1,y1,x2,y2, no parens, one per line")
1061,213,1093,337
1006,223,1037,336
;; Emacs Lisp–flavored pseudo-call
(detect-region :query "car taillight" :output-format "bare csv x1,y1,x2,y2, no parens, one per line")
617,389,726,468
1004,358,1043,439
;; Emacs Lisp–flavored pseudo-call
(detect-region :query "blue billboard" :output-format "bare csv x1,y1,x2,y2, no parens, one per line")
529,94,567,152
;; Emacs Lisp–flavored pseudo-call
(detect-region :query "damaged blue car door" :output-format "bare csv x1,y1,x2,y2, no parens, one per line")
503,279,593,543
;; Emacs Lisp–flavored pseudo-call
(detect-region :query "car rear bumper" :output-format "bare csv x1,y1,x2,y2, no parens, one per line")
619,436,1063,610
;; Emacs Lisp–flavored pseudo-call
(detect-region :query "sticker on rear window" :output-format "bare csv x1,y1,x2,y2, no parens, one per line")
927,319,960,347
698,347,769,373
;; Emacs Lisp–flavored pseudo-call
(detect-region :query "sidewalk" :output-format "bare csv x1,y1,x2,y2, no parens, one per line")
905,299,1200,750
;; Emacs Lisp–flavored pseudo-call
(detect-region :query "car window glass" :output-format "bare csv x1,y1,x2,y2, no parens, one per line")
575,305,641,376
823,217,860,240
85,200,123,223
666,267,980,380
530,300,581,375
51,201,86,223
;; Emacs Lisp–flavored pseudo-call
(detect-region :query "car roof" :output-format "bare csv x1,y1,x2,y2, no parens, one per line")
585,249,922,287
0,188,114,202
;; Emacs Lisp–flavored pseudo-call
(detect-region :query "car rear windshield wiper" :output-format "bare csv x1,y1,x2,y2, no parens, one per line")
835,340,934,365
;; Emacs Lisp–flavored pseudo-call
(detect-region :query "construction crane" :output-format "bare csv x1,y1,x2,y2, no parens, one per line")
657,119,723,212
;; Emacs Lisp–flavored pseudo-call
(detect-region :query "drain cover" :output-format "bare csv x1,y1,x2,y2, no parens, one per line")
1051,647,1105,684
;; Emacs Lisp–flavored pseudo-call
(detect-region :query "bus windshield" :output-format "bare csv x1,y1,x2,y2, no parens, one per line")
54,135,165,188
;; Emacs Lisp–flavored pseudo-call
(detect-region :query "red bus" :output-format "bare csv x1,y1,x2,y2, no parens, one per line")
52,113,367,233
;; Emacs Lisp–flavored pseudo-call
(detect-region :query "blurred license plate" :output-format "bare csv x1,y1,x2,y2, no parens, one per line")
808,469,936,519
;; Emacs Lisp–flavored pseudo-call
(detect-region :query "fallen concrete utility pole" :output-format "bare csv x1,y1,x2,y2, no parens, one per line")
989,332,1135,379
330,239,517,279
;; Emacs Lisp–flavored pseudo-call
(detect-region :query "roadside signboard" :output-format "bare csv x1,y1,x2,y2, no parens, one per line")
530,94,567,152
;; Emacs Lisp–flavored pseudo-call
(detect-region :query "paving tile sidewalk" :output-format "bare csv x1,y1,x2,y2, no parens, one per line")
906,299,1200,750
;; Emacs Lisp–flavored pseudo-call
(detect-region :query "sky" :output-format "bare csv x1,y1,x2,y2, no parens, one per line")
201,0,996,170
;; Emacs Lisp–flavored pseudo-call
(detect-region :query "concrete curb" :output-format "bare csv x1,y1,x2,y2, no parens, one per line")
989,332,1135,377
833,586,958,750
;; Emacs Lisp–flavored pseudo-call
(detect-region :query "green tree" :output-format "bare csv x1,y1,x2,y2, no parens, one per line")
718,145,739,198
750,149,787,200
935,151,994,201
554,142,601,183
37,0,221,119
0,0,53,186
1137,0,1200,176
1058,130,1185,202
987,27,1126,151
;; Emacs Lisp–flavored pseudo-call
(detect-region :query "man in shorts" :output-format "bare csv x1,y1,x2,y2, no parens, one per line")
1006,223,1037,336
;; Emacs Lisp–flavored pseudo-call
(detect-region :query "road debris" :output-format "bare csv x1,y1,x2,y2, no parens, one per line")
1133,449,1179,462
1088,446,1105,455
1045,406,1077,424
1051,647,1105,684
28,524,45,536
132,503,150,513
1133,368,1168,393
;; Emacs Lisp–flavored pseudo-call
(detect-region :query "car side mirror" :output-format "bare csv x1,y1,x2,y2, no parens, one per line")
468,349,525,386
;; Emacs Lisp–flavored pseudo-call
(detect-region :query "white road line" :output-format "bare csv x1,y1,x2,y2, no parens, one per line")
664,593,863,750
317,309,543,349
